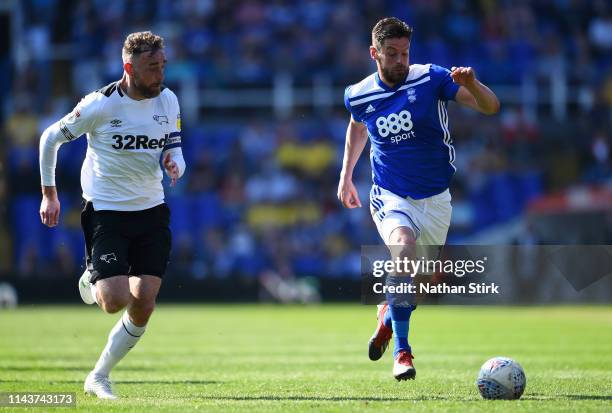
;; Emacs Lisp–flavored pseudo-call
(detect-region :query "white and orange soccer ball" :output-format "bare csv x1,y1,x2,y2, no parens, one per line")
476,356,526,400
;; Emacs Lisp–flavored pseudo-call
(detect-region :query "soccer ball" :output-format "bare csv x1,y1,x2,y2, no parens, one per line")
476,356,526,400
0,283,18,309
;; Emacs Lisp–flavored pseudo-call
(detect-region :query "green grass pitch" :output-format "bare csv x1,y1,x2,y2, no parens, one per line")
0,305,610,412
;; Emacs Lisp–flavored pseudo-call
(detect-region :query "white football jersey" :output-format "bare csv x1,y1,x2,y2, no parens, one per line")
57,82,183,211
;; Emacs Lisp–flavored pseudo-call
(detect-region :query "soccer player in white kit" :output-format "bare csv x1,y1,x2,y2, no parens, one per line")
39,32,185,399
338,18,499,381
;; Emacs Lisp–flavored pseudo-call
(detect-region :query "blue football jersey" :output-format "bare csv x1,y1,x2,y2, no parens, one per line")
344,64,460,199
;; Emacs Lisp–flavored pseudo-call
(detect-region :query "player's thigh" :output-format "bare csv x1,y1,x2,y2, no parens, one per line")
129,203,171,278
81,203,131,282
375,208,422,245
418,192,452,246
370,185,422,245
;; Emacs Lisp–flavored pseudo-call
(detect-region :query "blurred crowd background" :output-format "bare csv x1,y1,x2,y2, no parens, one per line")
0,0,610,287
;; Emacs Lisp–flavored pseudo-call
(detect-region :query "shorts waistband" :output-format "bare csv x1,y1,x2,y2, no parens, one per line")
418,188,450,203
373,185,449,202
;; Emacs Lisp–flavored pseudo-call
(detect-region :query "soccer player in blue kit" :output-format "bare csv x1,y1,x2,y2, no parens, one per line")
337,17,500,381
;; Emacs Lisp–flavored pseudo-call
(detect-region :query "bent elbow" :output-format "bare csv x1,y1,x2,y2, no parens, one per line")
492,100,501,114
177,159,186,178
483,100,500,115
40,122,63,149
39,126,54,154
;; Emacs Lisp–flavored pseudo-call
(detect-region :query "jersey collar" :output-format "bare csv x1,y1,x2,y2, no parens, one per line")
116,81,124,97
374,71,410,92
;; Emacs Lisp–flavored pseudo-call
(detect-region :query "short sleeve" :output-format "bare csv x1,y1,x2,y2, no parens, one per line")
431,64,460,101
58,92,103,141
344,86,363,122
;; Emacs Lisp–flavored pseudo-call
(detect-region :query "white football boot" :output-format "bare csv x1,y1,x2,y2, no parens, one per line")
78,270,95,305
84,372,117,400
393,350,416,381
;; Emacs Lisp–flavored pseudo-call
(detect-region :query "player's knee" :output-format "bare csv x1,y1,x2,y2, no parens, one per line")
396,244,416,262
100,300,127,314
389,227,417,248
129,299,156,324
388,229,416,262
99,293,130,314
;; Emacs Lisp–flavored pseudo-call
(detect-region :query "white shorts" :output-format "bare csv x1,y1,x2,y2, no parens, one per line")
370,184,452,246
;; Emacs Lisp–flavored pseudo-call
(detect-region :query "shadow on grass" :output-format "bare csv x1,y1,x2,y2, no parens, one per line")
117,380,220,385
511,393,611,401
190,395,479,402
190,393,612,403
563,395,612,401
0,365,157,372
0,366,90,372
0,379,220,385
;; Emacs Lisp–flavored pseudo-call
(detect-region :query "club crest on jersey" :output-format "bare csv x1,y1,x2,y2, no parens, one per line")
100,253,117,263
153,115,169,125
110,119,122,127
407,88,417,103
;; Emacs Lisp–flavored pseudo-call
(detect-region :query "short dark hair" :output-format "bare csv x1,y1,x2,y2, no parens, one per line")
122,31,164,63
372,17,413,49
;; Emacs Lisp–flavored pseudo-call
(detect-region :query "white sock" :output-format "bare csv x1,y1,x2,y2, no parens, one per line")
92,311,146,377
90,283,98,305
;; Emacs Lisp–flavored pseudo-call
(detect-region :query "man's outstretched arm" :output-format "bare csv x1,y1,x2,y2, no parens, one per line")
451,66,500,115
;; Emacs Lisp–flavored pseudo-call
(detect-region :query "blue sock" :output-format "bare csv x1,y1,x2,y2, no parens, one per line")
389,305,413,357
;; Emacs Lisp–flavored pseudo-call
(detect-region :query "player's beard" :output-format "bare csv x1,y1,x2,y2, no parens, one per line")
133,76,161,99
381,64,408,86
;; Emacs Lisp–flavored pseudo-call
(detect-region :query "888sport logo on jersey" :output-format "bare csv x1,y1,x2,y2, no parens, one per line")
375,110,416,144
